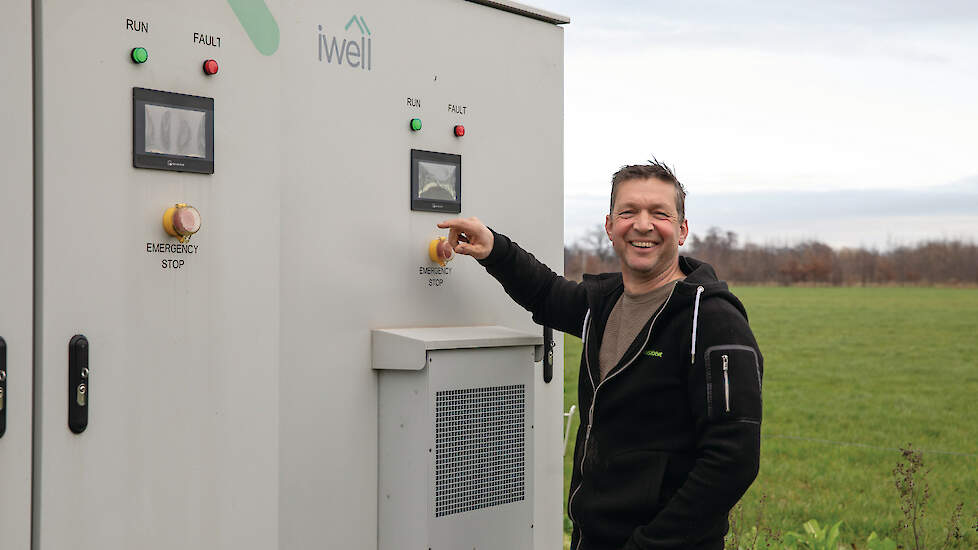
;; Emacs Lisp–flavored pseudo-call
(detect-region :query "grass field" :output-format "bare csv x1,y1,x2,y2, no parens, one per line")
562,287,978,547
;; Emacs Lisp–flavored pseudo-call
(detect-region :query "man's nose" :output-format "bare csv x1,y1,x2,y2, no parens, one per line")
635,212,655,232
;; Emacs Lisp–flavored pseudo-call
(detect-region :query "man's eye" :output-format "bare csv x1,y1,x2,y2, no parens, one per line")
619,211,634,217
654,212,670,219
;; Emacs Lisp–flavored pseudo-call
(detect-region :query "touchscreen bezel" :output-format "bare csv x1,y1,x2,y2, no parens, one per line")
133,87,215,174
411,149,462,213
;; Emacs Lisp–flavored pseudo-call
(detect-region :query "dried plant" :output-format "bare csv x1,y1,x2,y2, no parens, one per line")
893,445,929,549
892,444,971,550
727,494,780,550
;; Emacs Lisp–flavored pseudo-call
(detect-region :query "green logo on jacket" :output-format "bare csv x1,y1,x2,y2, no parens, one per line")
643,350,663,358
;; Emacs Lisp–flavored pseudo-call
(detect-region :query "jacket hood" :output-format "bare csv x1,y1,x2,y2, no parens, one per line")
580,255,751,377
581,256,749,321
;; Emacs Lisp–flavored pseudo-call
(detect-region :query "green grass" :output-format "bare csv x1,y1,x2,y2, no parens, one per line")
562,287,978,546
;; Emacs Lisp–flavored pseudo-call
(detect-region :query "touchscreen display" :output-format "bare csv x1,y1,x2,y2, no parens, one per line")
417,160,459,201
144,104,207,158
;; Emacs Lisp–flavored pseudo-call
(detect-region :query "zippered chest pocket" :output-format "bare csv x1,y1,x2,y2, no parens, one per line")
705,345,762,422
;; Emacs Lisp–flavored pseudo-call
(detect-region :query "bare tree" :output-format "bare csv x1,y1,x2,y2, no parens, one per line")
565,226,977,286
583,224,614,263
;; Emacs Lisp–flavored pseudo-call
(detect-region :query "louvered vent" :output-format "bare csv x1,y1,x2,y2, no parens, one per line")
434,384,526,517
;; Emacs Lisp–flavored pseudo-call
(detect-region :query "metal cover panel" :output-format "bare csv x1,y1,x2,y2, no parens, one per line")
279,0,568,546
377,345,537,550
0,1,33,548
427,347,534,550
33,1,280,548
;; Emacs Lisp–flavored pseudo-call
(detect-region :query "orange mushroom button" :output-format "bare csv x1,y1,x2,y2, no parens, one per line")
428,237,454,267
163,204,201,243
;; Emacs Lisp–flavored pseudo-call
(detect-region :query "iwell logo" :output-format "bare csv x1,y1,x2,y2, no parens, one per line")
318,15,372,70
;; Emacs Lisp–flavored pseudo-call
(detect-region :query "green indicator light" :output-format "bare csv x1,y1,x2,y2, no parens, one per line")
410,118,422,131
131,47,149,64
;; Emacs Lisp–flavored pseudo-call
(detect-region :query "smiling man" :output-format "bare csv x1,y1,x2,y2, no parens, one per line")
438,160,763,550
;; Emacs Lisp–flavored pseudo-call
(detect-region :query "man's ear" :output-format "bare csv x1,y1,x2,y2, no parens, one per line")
605,214,613,242
678,219,689,246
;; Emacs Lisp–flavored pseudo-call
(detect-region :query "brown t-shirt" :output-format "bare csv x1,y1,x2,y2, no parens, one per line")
598,280,679,382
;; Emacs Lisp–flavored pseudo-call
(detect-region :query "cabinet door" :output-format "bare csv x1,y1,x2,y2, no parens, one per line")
32,2,280,549
0,2,34,549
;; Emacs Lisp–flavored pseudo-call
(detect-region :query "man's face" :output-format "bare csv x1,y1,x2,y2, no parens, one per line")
605,177,688,281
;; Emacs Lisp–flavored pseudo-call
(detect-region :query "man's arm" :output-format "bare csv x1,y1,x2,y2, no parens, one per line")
437,218,588,337
622,298,763,549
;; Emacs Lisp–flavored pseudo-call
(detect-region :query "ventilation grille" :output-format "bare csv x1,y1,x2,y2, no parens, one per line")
434,384,526,517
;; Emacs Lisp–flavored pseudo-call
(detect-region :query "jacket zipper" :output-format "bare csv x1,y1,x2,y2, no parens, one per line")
567,311,592,533
568,288,677,549
722,354,730,413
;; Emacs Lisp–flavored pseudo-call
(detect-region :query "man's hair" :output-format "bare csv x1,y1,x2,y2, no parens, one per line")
610,158,686,223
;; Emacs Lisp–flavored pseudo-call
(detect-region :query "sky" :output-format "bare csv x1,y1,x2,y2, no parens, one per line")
527,0,978,248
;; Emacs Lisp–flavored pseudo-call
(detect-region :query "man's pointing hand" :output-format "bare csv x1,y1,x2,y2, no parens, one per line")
437,217,494,261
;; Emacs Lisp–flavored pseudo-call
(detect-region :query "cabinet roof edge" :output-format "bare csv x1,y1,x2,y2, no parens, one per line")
464,0,570,25
372,326,544,370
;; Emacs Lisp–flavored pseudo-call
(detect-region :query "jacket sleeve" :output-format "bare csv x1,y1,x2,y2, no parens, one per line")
477,229,589,337
622,298,763,549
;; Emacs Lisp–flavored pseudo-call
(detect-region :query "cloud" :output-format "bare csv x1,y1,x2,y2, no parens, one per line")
529,0,978,247
545,1,978,66
543,1,978,28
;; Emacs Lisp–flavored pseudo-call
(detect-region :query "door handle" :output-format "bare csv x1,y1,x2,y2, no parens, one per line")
543,327,554,383
68,335,89,434
0,336,6,438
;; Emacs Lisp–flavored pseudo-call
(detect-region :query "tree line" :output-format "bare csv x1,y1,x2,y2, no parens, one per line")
564,226,978,285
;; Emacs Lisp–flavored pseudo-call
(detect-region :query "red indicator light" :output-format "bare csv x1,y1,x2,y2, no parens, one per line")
454,125,465,137
203,59,219,75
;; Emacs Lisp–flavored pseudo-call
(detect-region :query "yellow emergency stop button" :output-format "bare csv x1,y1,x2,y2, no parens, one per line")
428,237,454,267
163,203,201,243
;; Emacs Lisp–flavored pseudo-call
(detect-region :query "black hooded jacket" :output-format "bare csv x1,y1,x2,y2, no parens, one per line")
479,230,763,550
